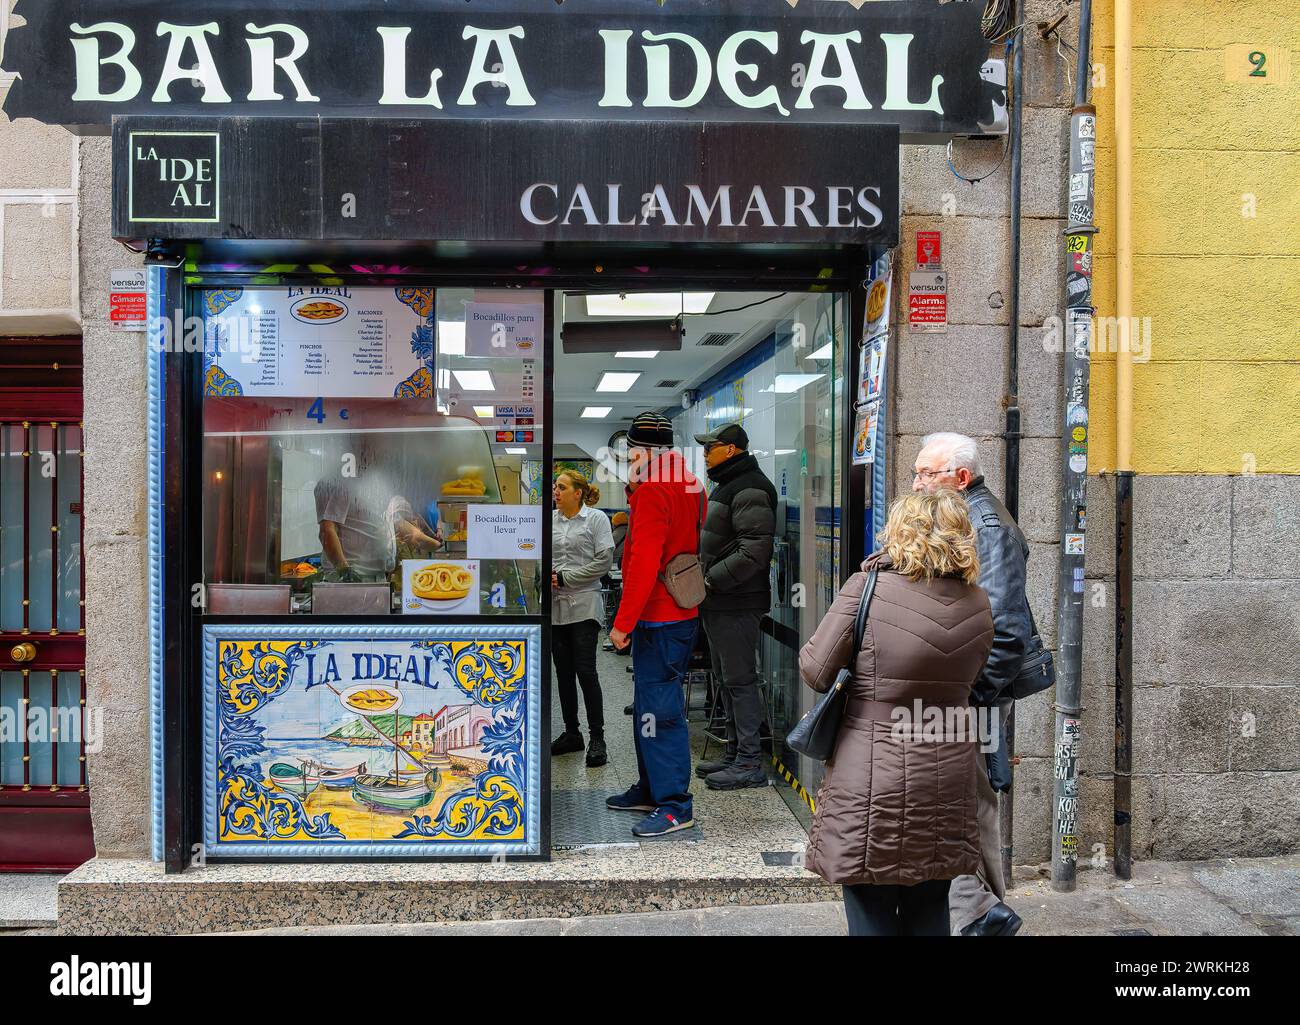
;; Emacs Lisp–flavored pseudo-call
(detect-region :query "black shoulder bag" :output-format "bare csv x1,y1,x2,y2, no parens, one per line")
1011,605,1056,699
786,569,878,763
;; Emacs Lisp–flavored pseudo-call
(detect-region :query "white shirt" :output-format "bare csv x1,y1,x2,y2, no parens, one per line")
552,504,614,626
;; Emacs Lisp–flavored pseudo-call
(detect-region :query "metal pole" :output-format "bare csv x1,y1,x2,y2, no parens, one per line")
1051,0,1095,891
998,0,1027,888
1112,0,1136,880
1114,470,1133,877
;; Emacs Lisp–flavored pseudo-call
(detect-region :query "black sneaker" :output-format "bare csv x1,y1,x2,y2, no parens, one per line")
586,736,608,768
694,757,734,779
704,764,769,791
624,703,634,716
550,730,585,756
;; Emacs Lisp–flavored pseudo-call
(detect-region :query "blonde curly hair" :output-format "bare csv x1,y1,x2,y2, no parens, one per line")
879,489,980,585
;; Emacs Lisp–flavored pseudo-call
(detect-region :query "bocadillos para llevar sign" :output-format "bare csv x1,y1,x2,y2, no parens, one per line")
2,0,999,138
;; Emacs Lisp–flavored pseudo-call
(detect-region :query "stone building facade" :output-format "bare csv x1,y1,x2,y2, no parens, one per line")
2,0,1295,880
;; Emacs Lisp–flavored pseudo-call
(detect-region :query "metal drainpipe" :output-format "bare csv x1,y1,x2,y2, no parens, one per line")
1113,0,1136,880
1050,0,1095,892
999,0,1026,888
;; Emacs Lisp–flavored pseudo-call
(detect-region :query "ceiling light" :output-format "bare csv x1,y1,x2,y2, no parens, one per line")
504,447,527,455
808,342,833,361
581,406,612,419
438,322,466,355
586,292,715,317
596,372,641,393
452,370,495,391
771,373,825,393
473,405,494,418
776,449,797,456
615,351,658,359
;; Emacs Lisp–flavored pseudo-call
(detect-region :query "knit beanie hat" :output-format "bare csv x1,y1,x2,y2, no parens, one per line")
626,411,675,449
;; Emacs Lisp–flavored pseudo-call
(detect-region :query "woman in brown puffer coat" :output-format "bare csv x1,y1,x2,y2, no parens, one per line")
798,490,994,936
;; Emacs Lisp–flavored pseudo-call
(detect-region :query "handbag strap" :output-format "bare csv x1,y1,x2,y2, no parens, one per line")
849,568,879,662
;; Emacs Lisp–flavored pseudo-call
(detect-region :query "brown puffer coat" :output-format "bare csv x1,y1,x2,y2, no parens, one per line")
798,553,994,886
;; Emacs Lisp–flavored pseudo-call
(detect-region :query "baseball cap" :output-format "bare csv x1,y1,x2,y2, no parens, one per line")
693,423,748,449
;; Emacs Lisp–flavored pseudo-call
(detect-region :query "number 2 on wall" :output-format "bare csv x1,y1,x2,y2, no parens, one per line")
1248,51,1267,77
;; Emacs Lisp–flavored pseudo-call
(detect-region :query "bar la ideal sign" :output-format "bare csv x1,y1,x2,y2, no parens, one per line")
2,0,1000,140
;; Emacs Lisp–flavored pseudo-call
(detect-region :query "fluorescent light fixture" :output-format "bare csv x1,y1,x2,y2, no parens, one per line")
438,321,466,355
776,449,797,456
596,372,641,393
504,447,527,455
586,292,715,317
452,370,495,391
473,405,494,418
581,406,612,419
772,373,826,393
615,351,658,359
808,342,833,361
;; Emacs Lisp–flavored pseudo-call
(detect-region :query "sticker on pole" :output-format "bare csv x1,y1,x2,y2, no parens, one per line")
109,269,147,331
908,272,947,334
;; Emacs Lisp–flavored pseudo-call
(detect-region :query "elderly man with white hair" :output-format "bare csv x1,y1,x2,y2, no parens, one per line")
912,432,1033,937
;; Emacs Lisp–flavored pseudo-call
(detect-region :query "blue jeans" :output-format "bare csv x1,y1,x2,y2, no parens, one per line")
630,619,697,821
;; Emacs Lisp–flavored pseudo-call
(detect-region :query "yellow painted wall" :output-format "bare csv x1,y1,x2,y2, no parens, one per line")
1088,0,1300,474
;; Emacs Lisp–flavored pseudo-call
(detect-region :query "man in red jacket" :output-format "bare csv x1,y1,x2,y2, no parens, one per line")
606,411,705,837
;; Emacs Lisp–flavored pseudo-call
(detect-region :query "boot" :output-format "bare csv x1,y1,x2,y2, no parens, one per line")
705,763,768,791
550,729,584,756
695,743,737,779
585,735,608,768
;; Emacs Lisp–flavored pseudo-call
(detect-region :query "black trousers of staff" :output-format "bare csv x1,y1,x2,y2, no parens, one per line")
552,618,604,738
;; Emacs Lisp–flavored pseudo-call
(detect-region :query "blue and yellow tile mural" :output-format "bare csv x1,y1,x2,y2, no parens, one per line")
202,624,541,858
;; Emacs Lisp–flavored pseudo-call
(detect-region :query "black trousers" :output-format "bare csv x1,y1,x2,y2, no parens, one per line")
700,609,768,766
552,619,604,737
841,879,952,937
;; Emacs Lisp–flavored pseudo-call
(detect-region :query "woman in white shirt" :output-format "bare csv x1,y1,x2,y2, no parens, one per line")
551,470,615,767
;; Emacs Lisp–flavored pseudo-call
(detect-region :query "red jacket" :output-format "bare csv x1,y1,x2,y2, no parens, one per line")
614,450,705,633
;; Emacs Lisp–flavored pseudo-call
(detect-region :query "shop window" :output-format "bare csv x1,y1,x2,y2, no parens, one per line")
200,284,545,616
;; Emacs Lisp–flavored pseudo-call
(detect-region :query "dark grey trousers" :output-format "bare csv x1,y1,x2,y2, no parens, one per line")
700,609,768,767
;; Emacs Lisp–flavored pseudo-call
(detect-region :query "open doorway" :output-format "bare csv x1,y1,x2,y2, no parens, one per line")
541,288,851,848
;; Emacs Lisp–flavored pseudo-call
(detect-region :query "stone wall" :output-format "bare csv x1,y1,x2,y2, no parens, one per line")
887,1,1300,866
0,0,80,335
887,7,1073,863
77,136,151,858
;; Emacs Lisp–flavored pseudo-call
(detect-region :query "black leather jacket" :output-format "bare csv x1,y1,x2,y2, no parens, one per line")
964,477,1032,707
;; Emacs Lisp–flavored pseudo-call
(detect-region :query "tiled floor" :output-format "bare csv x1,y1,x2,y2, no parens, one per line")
547,636,806,853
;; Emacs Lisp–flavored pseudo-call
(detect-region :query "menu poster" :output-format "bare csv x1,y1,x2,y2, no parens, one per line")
858,335,888,405
864,272,893,341
401,559,481,615
202,286,435,398
853,402,880,467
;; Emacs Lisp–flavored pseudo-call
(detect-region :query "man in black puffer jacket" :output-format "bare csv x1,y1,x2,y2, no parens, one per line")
692,423,777,791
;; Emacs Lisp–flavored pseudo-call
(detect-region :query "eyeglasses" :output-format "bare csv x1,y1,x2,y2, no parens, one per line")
912,467,953,483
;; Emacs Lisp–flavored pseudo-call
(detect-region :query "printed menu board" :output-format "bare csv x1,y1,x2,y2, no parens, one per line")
201,286,436,398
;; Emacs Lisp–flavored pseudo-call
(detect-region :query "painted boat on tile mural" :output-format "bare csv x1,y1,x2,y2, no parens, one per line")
302,760,369,790
352,770,439,813
268,762,320,799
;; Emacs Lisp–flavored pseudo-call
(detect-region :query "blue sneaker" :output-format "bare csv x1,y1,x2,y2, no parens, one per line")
606,786,655,813
631,808,694,837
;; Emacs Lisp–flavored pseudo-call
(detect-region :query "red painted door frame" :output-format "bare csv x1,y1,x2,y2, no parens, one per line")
0,336,94,872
